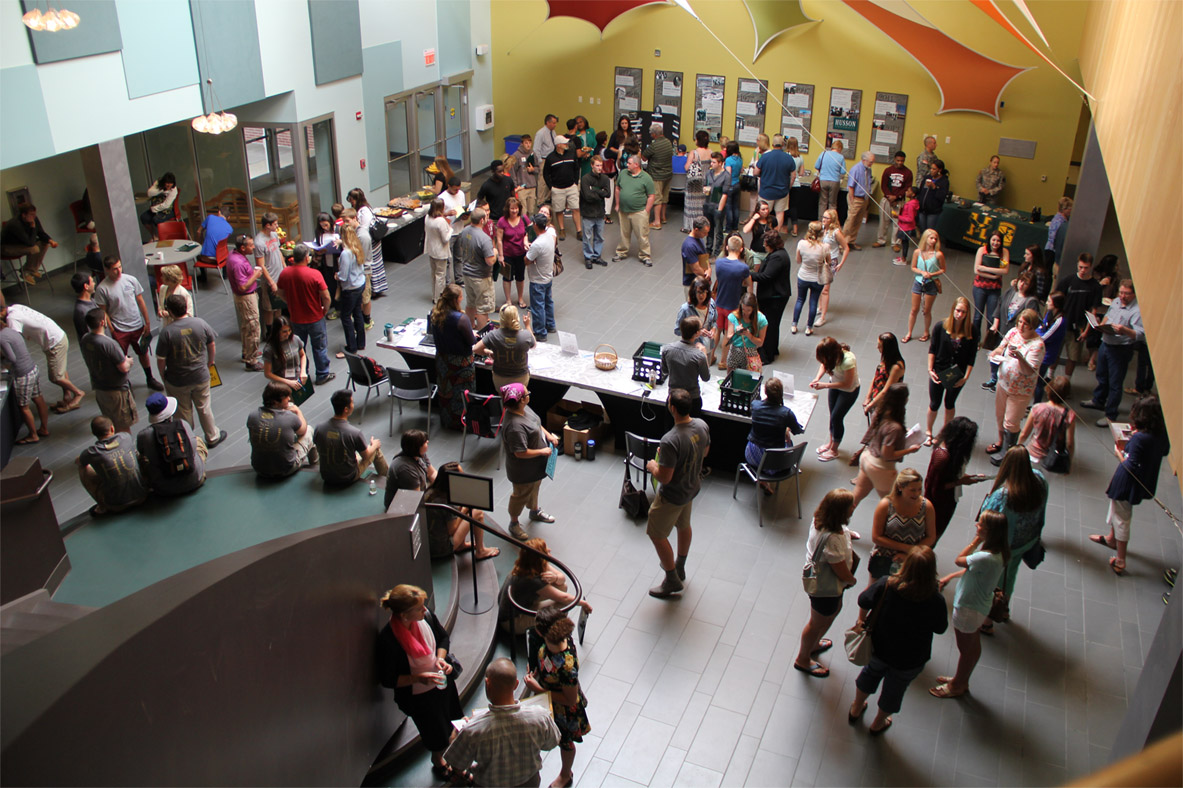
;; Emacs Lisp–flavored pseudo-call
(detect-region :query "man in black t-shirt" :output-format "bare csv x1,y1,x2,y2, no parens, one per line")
1052,253,1102,378
476,160,516,222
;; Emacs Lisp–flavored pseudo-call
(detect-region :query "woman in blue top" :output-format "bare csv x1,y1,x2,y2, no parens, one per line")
904,229,946,343
1031,291,1066,403
335,224,368,355
723,141,744,233
725,293,767,372
1090,395,1170,575
930,509,1009,699
980,446,1048,626
744,377,804,492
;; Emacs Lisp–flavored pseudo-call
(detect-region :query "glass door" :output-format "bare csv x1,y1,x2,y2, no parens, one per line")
442,82,468,181
385,97,413,199
244,124,301,239
415,90,440,190
302,116,338,222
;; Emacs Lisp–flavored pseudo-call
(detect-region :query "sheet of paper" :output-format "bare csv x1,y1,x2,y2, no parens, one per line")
1086,311,1100,329
615,74,634,87
903,423,926,449
735,100,758,116
772,370,795,394
618,96,638,112
658,104,678,115
874,100,897,116
663,81,681,97
870,144,891,158
702,99,723,114
874,129,898,145
558,330,580,355
784,92,810,109
831,89,853,109
740,80,762,93
782,114,804,128
395,330,424,349
737,127,759,143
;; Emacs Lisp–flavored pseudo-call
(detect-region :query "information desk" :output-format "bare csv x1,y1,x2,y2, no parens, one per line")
377,333,817,471
936,200,1049,252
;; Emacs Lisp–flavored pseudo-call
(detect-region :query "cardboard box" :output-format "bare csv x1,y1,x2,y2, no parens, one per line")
546,400,578,435
551,399,611,456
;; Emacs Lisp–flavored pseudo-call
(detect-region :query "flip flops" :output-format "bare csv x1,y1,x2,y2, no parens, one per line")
793,661,829,678
1089,534,1116,550
812,638,833,655
929,682,966,699
1109,557,1126,575
869,717,893,735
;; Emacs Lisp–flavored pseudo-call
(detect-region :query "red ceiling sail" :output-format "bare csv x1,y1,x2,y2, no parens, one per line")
545,0,668,34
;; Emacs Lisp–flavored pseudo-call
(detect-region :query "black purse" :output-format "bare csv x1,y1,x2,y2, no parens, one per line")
619,472,650,518
445,652,463,684
981,329,1002,352
1041,409,1071,474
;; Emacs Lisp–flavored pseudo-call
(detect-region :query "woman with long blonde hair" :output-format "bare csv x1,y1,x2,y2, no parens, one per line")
814,208,849,327
473,302,535,391
791,221,831,336
904,229,946,343
925,296,979,441
868,468,936,583
335,222,368,355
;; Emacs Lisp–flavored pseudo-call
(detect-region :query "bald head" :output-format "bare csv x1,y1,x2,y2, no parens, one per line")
484,657,519,703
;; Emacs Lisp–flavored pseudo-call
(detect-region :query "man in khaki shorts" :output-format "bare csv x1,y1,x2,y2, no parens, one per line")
646,388,711,599
79,308,137,433
2,302,85,411
642,122,675,228
456,209,498,329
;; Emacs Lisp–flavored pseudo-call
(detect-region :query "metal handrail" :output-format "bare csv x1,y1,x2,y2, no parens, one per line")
422,502,583,616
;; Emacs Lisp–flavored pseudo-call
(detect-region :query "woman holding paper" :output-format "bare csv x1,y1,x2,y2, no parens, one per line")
979,446,1048,625
971,231,1009,341
986,309,1044,465
924,417,986,543
851,383,921,513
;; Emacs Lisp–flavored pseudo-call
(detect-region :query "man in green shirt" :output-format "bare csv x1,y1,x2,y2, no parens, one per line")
612,156,656,266
642,123,675,228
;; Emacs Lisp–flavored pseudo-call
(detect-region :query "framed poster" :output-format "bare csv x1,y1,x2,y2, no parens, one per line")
613,66,643,122
694,74,726,142
653,70,683,119
826,86,863,160
869,91,909,160
780,82,815,154
734,78,768,147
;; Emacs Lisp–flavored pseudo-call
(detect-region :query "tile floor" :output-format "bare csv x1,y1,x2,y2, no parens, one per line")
7,199,1179,787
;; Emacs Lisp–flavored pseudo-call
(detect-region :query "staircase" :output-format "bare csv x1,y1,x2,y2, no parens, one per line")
0,589,96,657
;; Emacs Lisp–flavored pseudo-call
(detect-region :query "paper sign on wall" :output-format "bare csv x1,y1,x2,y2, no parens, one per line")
423,49,436,66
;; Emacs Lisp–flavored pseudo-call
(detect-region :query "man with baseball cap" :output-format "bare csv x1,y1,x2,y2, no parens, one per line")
136,392,207,496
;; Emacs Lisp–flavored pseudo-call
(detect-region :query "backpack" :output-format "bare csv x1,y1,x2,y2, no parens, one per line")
154,421,195,477
363,355,385,383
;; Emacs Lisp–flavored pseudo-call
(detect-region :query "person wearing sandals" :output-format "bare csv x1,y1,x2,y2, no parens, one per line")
495,196,530,309
924,417,987,544
814,208,849,327
862,333,906,424
930,510,1009,699
422,461,499,561
376,584,465,783
903,229,946,343
1018,374,1076,468
790,221,831,337
985,309,1044,466
851,383,921,512
524,606,591,788
868,469,936,585
970,231,1009,342
1090,395,1170,575
982,272,1041,391
925,297,979,442
501,383,559,541
809,337,860,462
849,546,948,735
795,488,858,677
979,446,1048,625
675,277,719,366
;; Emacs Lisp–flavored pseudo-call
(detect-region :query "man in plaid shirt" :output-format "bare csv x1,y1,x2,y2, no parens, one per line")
444,658,559,786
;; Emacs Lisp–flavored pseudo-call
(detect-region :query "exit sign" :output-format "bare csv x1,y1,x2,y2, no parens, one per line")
424,48,436,66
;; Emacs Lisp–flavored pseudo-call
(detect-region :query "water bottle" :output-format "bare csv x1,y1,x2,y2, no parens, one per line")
586,439,596,461
574,441,583,461
368,478,377,496
384,323,395,342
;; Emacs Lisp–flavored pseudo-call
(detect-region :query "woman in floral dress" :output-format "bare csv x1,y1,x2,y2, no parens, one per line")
525,605,590,788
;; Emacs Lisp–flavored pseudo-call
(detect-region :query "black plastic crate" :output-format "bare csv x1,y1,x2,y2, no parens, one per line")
719,369,762,416
631,341,666,384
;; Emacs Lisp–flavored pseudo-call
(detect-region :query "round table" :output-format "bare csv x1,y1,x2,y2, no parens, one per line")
143,240,202,314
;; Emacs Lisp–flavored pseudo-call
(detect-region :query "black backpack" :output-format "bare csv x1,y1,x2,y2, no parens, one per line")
154,421,195,477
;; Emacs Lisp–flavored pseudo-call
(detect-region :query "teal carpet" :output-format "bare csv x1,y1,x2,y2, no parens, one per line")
54,471,388,608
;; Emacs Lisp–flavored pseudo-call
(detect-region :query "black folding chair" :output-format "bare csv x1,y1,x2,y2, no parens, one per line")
343,353,388,424
732,443,807,526
460,391,504,470
386,367,438,438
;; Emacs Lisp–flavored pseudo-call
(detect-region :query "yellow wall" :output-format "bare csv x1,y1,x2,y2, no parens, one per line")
492,0,1088,210
1078,0,1182,483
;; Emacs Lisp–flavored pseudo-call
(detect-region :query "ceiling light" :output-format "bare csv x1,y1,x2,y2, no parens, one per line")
22,6,80,32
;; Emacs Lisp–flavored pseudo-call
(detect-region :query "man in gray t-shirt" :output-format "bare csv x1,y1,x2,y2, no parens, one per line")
0,322,49,442
247,382,317,478
382,428,435,509
499,384,557,541
458,209,498,330
314,390,388,487
77,416,148,515
155,295,225,447
661,315,710,414
94,256,162,391
646,388,711,599
79,308,138,433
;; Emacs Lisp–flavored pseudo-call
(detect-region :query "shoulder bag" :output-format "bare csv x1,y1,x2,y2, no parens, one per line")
739,165,758,192
802,532,839,596
844,583,888,666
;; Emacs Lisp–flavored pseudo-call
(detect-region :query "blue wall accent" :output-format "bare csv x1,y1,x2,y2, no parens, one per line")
361,41,403,193
116,0,199,99
436,0,471,76
20,0,123,65
188,0,264,113
0,66,55,169
307,0,362,86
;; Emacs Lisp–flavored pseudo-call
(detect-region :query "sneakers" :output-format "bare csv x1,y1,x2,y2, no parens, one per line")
509,522,529,541
315,372,337,385
1080,399,1104,411
576,230,583,241
593,257,608,266
891,243,901,252
1095,417,1111,428
558,229,566,241
529,508,555,523
147,378,164,391
326,309,339,321
612,254,627,263
641,259,652,267
585,259,593,270
246,361,264,371
872,241,886,248
892,257,908,266
207,429,229,449
307,446,319,466
364,319,374,331
981,381,996,392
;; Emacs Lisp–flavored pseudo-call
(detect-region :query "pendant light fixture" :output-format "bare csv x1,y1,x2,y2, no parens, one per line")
22,5,80,32
191,78,237,135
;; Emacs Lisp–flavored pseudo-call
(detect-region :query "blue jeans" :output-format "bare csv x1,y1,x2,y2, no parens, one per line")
292,317,331,379
972,285,1000,338
1093,342,1133,419
792,279,824,329
338,286,365,354
1031,361,1053,403
855,655,925,714
704,202,725,256
917,212,940,234
529,281,555,338
582,217,605,260
724,184,741,233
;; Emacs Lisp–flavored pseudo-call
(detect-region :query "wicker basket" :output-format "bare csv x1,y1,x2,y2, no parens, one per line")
594,344,618,371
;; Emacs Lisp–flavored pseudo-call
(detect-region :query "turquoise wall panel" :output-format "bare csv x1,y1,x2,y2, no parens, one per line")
188,0,264,113
361,41,403,193
436,0,471,76
0,66,55,169
307,0,362,86
117,0,199,99
20,0,122,65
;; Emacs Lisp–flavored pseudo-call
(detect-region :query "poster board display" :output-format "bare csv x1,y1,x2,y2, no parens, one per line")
614,66,643,121
826,86,863,160
780,82,815,154
653,70,683,119
869,91,908,160
694,74,726,143
734,78,769,147
632,111,680,149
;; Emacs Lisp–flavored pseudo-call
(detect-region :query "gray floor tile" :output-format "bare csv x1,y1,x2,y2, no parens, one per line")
672,761,723,788
683,704,746,772
608,715,675,784
647,746,687,788
595,700,642,764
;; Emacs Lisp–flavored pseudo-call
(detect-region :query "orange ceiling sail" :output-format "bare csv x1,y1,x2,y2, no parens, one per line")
970,0,1095,100
544,0,669,35
842,0,1030,119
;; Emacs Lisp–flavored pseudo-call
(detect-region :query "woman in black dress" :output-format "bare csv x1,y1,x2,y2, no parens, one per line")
751,229,793,364
376,584,464,781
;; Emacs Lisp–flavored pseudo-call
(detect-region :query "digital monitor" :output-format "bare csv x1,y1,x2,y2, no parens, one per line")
445,470,494,512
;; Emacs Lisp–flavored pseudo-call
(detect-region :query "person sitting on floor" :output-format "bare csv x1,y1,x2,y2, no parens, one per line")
313,389,389,486
77,415,147,517
136,392,206,496
247,381,318,479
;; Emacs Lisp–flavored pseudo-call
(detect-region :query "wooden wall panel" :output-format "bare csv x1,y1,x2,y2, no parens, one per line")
1079,0,1182,487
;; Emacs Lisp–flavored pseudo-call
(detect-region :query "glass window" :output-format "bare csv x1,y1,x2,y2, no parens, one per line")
304,119,337,220
389,155,412,200
141,123,198,238
247,124,301,239
386,100,409,160
192,127,251,238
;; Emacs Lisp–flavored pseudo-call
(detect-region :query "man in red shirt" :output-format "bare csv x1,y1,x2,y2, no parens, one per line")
875,150,913,252
277,245,335,385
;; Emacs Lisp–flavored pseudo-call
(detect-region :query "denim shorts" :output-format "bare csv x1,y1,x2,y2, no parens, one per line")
911,278,938,296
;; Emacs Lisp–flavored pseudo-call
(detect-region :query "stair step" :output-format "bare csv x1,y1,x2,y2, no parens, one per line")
0,589,51,627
